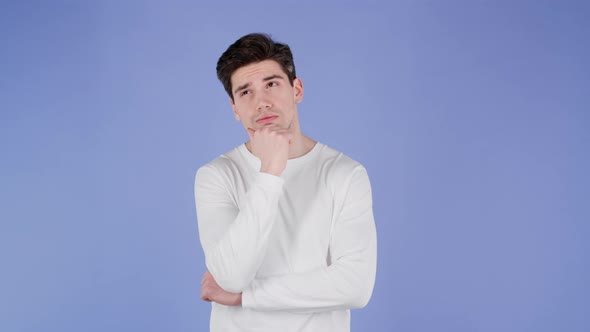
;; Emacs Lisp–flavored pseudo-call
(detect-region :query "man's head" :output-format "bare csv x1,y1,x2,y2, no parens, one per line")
216,33,297,101
216,33,304,134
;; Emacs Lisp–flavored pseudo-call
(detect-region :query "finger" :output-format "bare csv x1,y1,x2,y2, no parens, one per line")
273,130,293,143
266,129,292,137
259,124,282,133
201,287,211,301
272,128,292,133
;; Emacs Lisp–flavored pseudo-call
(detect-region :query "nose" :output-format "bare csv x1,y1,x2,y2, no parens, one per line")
255,94,272,112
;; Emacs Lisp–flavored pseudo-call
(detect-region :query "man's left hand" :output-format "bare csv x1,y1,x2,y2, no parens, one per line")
200,271,242,306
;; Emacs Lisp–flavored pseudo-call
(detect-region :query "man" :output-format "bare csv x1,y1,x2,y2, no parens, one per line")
194,33,377,332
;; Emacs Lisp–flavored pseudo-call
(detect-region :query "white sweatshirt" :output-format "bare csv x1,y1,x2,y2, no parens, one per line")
194,142,377,332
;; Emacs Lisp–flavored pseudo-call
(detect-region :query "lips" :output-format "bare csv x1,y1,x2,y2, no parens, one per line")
256,115,278,124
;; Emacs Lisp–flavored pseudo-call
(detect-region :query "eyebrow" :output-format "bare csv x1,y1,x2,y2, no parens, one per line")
233,74,286,95
263,74,284,82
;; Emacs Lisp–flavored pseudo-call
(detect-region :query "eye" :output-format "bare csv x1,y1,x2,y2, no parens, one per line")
240,90,250,97
267,81,278,88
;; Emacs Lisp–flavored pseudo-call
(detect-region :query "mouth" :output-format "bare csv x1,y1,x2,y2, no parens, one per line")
256,115,278,124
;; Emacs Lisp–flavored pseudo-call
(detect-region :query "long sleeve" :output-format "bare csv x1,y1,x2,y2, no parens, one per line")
241,166,377,313
194,164,285,293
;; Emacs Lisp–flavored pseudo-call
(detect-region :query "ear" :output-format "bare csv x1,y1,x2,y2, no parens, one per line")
230,98,240,121
293,77,304,103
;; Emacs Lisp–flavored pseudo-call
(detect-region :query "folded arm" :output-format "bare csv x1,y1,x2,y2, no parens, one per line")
195,165,284,293
241,166,377,313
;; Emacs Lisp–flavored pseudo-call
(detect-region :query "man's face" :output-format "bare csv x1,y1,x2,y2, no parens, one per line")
230,60,303,132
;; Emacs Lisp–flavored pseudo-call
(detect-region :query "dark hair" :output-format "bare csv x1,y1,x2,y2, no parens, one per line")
216,33,296,100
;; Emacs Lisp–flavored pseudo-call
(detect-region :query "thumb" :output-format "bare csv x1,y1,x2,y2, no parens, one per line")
247,128,255,140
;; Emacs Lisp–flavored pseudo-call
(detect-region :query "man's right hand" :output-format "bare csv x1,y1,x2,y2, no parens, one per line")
247,126,292,177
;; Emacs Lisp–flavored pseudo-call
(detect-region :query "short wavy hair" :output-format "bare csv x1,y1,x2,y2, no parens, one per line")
216,33,297,100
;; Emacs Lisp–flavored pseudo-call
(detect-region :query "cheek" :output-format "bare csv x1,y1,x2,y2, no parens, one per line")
233,103,249,120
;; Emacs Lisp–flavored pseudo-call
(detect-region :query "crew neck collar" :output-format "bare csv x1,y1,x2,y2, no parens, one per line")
238,141,322,173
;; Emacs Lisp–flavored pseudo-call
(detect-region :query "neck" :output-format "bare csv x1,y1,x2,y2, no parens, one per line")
287,132,317,159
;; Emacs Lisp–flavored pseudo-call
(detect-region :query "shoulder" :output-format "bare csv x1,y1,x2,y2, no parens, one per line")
312,143,370,199
315,143,368,180
195,145,246,185
311,143,372,212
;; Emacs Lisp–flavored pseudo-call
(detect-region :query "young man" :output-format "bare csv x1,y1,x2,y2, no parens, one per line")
194,33,377,332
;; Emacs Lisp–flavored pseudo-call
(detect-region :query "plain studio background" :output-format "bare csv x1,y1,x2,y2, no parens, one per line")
1,1,588,331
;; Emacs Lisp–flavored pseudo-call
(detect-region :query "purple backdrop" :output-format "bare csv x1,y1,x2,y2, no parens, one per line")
1,1,588,331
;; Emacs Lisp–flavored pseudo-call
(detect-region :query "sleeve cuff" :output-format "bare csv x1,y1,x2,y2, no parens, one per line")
255,172,285,193
241,284,255,309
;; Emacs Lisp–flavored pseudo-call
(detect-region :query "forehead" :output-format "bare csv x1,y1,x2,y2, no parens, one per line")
231,60,286,85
